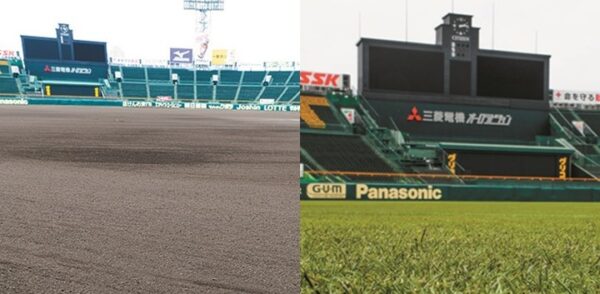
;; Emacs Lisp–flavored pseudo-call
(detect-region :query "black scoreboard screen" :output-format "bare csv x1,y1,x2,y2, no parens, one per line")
22,37,59,60
369,47,444,94
477,56,545,100
73,41,107,63
22,36,106,63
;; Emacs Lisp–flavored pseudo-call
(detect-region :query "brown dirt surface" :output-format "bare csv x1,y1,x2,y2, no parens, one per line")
0,105,299,293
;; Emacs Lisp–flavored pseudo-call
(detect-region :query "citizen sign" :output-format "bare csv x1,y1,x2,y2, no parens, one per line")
407,106,512,127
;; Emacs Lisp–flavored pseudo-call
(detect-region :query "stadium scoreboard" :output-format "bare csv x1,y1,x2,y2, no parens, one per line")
358,13,549,103
21,24,108,96
357,13,551,141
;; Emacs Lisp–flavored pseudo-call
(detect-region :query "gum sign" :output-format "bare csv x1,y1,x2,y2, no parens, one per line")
304,183,443,200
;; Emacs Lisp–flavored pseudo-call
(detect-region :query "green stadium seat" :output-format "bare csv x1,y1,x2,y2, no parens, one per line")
0,77,19,94
196,85,213,100
216,85,238,101
242,71,266,85
219,70,242,84
147,68,170,81
260,86,285,99
278,86,299,101
237,86,262,101
121,67,146,81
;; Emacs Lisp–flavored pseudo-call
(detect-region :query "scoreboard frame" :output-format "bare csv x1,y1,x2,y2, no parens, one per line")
357,13,550,111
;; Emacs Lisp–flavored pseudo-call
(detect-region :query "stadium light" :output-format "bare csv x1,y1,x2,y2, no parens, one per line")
114,71,123,83
10,66,20,78
263,75,272,87
184,0,225,61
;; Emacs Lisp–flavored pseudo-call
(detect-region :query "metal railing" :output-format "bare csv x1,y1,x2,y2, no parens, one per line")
305,170,600,183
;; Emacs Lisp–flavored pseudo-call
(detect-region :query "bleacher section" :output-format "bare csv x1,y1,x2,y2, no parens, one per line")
300,95,347,130
0,62,298,103
301,92,600,189
121,82,147,98
104,67,297,103
237,86,262,101
278,86,299,102
0,76,19,96
301,133,403,182
242,71,266,85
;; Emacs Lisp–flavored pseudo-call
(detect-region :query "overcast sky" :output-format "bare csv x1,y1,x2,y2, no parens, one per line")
1,0,299,63
302,0,600,91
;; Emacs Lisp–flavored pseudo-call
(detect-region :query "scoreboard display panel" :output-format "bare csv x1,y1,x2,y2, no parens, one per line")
369,46,444,94
477,55,545,100
21,28,108,82
22,37,59,60
73,41,107,63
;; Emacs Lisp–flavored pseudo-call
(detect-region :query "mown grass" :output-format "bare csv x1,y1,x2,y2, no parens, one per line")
301,202,600,293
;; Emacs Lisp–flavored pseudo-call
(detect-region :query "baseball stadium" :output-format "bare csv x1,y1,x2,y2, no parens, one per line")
0,0,299,292
300,13,600,292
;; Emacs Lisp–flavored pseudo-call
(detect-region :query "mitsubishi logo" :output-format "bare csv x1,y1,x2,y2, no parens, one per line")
407,106,422,121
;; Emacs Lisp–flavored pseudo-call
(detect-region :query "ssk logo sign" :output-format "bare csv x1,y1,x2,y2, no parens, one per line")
306,183,346,199
406,105,512,127
300,71,341,88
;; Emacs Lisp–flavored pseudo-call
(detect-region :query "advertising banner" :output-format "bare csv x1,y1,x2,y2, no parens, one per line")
300,71,344,89
0,50,20,59
211,49,228,65
170,48,193,64
552,90,600,106
301,183,600,201
368,99,549,142
25,60,108,81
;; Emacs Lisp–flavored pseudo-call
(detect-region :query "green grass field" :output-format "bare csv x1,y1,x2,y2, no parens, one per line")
301,202,600,293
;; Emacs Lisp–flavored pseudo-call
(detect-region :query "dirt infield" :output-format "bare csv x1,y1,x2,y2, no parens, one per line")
0,106,299,293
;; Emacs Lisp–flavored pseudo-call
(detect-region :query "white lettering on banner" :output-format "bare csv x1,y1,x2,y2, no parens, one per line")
236,104,261,111
207,104,234,110
47,65,92,75
0,99,27,105
154,102,181,108
264,105,288,112
123,101,153,108
355,184,442,200
412,106,512,127
184,102,207,109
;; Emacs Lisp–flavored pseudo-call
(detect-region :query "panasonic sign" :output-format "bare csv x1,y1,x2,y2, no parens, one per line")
355,184,442,200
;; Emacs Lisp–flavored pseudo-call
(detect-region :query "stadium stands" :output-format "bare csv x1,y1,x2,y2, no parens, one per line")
105,66,298,102
0,62,299,103
0,77,19,95
300,91,600,189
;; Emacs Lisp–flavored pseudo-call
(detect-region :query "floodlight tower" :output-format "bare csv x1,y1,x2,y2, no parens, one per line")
184,0,224,61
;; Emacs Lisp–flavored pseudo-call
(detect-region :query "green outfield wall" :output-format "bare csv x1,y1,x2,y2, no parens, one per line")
301,182,600,201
